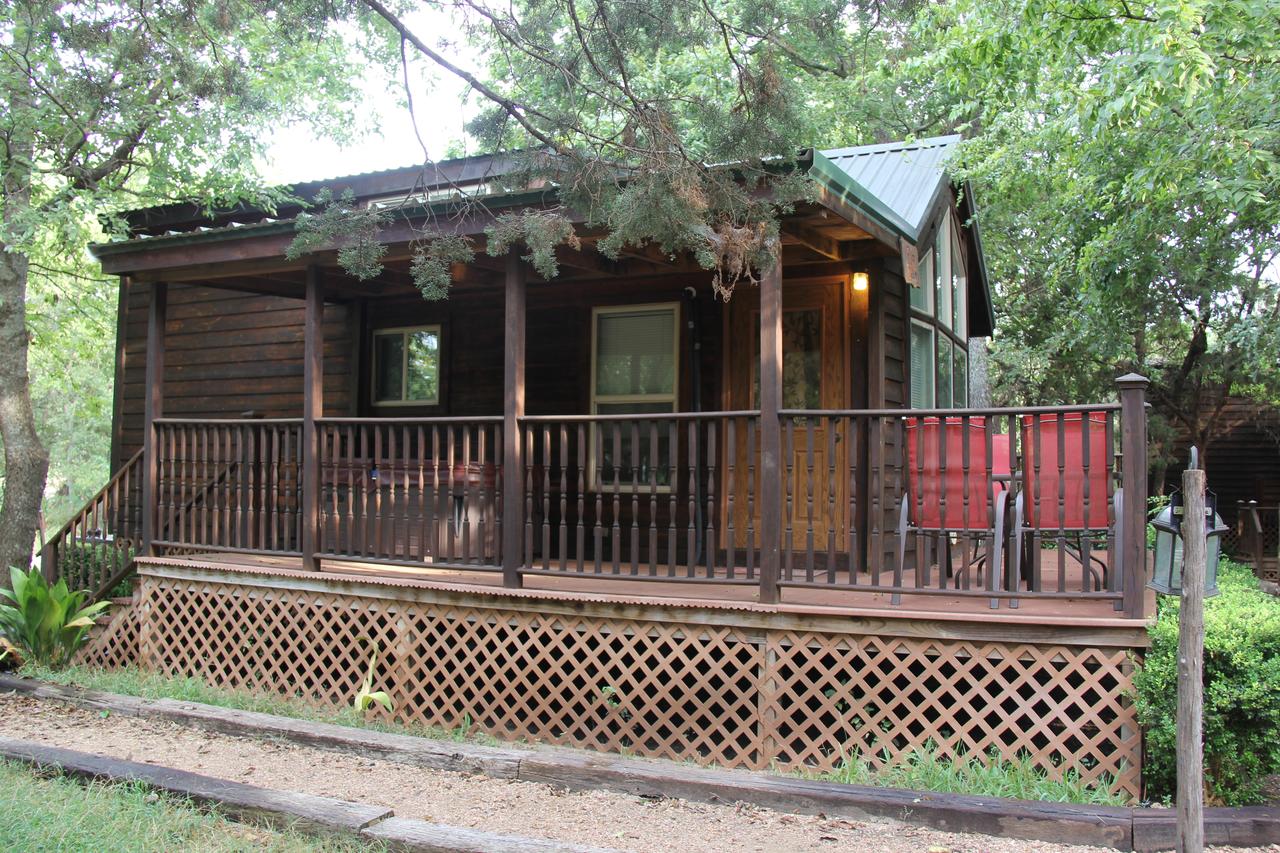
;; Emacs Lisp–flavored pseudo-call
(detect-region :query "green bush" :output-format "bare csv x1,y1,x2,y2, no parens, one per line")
1134,559,1280,805
58,542,136,598
0,567,110,668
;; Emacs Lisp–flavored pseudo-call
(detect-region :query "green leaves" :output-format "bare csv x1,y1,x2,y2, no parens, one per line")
353,643,394,714
0,566,111,670
1134,560,1280,805
288,188,389,280
908,0,1280,455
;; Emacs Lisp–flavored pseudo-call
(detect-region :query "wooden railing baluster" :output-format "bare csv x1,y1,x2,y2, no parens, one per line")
725,419,736,579
667,420,678,576
576,423,586,572
804,420,815,582
705,420,717,580
784,418,795,582
560,424,569,571
542,425,552,571
686,420,697,577
746,418,756,580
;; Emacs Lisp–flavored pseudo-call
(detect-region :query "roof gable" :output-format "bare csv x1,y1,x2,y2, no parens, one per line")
819,135,961,240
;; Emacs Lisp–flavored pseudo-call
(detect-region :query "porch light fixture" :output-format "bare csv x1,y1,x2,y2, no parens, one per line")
852,272,870,292
1150,448,1225,597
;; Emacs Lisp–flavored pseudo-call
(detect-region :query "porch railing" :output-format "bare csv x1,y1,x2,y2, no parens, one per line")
138,383,1150,613
315,417,502,569
152,418,304,556
41,450,144,600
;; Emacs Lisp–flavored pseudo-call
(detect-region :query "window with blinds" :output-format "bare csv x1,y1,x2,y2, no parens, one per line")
910,320,935,408
591,304,679,487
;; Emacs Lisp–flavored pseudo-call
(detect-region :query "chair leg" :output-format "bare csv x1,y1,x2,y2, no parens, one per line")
1010,494,1025,609
990,491,1008,609
893,497,909,605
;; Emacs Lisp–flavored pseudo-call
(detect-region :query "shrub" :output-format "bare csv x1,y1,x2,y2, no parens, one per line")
58,542,136,599
0,567,110,669
1134,559,1280,805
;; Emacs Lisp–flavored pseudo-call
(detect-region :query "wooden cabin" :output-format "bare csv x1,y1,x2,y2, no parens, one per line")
52,136,1155,798
1167,396,1280,581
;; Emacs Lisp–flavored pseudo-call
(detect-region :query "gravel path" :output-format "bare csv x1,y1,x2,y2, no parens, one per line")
0,693,1271,853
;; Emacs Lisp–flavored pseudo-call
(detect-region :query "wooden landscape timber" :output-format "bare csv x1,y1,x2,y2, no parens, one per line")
0,736,618,853
3,676,1277,850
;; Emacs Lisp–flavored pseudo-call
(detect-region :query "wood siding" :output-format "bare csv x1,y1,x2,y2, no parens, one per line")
360,272,726,418
114,273,728,469
114,281,353,469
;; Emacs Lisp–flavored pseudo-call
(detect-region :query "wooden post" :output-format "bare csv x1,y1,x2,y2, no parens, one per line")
1177,463,1207,853
501,252,526,589
1117,373,1149,618
758,253,783,604
1247,500,1264,574
301,267,324,572
141,282,167,556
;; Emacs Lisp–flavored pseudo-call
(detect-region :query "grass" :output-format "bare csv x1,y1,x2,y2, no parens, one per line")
20,663,504,748
0,760,382,852
812,746,1129,806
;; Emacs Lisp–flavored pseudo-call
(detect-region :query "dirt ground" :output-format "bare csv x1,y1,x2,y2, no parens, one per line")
0,693,1274,853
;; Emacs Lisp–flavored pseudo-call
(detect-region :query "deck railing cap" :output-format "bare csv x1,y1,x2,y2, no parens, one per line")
1115,372,1150,388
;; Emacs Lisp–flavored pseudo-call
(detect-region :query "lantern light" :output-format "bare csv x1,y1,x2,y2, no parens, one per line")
852,272,869,292
1149,447,1226,597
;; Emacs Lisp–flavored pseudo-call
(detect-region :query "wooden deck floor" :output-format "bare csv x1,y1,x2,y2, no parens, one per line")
156,550,1154,629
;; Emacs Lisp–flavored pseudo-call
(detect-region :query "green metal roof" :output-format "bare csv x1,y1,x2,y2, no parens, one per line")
813,135,962,243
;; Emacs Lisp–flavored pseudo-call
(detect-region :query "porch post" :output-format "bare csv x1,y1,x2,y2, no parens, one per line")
1117,373,1149,618
501,252,526,589
758,253,783,604
301,266,324,571
141,282,167,556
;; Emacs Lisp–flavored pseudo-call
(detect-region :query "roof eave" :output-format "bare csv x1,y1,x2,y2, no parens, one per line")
89,187,560,262
806,150,917,244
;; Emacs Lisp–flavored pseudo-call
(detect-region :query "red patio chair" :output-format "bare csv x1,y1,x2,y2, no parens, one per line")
1012,411,1119,596
897,417,1011,606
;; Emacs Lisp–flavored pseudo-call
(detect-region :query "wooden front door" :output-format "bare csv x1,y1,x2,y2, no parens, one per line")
724,276,851,556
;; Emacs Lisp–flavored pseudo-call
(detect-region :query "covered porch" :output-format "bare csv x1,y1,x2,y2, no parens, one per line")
47,242,1152,620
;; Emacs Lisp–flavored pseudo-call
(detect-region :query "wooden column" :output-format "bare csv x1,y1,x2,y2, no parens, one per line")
1177,464,1207,853
758,255,783,604
141,282,167,556
501,253,526,589
1117,373,1150,618
301,267,324,572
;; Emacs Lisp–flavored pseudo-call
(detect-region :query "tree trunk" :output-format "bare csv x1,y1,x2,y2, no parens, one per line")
0,62,50,572
0,243,49,572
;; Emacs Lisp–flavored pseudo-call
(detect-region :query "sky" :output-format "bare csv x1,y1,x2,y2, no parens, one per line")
258,13,476,185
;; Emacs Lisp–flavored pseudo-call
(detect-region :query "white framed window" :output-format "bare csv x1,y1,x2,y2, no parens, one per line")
910,247,934,314
590,304,679,488
934,227,953,332
372,325,441,406
910,320,936,409
950,218,967,338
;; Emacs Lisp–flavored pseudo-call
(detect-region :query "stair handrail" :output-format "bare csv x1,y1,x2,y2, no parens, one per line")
41,450,144,601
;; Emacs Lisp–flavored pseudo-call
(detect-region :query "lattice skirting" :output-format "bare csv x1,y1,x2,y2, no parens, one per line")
76,595,139,670
98,567,1141,799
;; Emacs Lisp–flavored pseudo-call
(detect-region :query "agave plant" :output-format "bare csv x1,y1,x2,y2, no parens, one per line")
0,567,110,668
353,643,393,714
